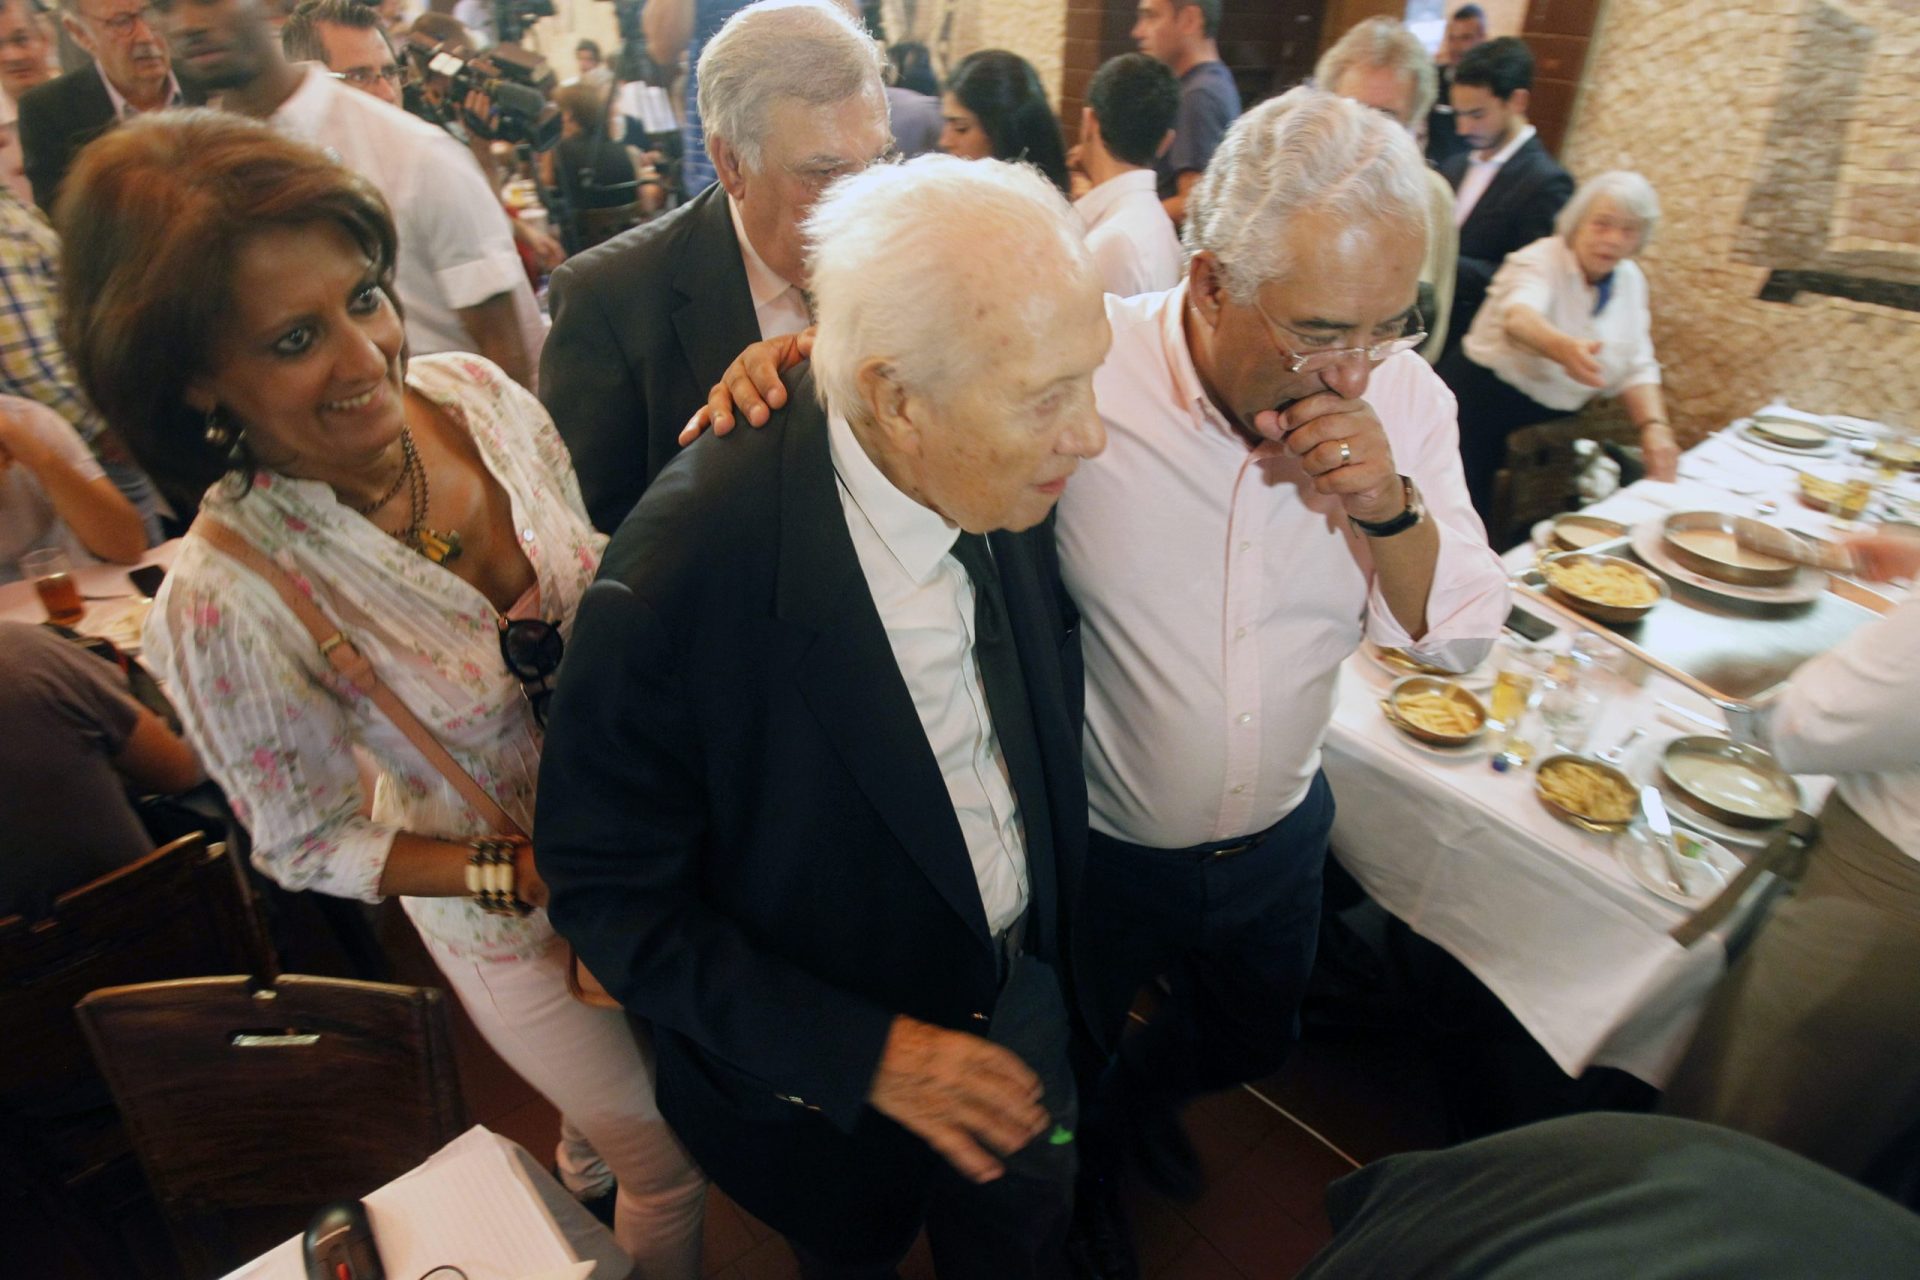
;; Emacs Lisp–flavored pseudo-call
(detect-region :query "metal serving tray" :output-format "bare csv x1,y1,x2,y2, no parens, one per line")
1514,533,1895,708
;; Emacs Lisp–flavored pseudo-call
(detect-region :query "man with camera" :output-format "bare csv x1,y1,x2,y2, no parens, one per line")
155,0,545,387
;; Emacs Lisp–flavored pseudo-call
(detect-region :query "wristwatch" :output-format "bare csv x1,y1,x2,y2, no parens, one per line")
1351,475,1424,538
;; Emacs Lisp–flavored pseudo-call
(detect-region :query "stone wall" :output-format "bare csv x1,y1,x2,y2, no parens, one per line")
1563,0,1920,443
880,0,1068,106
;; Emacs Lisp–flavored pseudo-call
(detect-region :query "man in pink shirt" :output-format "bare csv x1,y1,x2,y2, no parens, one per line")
686,85,1508,1270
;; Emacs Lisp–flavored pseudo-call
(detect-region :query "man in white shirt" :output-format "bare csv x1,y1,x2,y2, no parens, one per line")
537,155,1109,1277
541,0,892,532
1071,53,1183,299
155,0,544,387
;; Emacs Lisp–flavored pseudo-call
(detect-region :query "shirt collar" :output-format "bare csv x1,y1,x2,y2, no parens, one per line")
97,60,184,121
1473,122,1535,167
1154,281,1242,443
269,64,330,136
1073,167,1158,230
728,192,801,312
826,405,959,585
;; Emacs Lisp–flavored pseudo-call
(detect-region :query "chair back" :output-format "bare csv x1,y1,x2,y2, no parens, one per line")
575,190,644,251
77,974,467,1271
0,833,271,1104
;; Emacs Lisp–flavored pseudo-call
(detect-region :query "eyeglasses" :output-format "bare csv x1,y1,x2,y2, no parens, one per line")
1252,299,1427,375
332,65,404,88
499,618,563,728
78,4,158,39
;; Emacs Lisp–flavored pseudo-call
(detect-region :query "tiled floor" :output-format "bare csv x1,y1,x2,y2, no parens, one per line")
388,912,1451,1280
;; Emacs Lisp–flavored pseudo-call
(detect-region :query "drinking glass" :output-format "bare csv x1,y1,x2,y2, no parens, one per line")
1488,643,1549,732
22,547,83,627
1540,679,1603,755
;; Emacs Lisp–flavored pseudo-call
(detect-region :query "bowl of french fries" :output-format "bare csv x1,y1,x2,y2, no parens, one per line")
1540,551,1667,624
1534,754,1640,833
1381,676,1488,747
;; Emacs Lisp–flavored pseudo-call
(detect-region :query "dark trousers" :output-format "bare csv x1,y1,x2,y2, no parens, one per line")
1080,772,1336,1102
793,955,1077,1280
1435,341,1568,527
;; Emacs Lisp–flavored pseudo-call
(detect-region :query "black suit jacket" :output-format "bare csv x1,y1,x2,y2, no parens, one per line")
538,182,760,533
19,66,204,213
535,367,1090,1257
1441,133,1574,347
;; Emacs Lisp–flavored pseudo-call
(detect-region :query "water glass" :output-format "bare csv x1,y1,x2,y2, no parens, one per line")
1540,679,1603,755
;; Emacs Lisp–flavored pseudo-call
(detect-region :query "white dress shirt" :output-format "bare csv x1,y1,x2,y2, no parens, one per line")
1758,595,1920,863
271,66,545,369
97,63,184,121
1462,234,1661,412
1454,123,1535,227
826,409,1030,935
729,194,812,341
1058,286,1510,848
1074,168,1184,298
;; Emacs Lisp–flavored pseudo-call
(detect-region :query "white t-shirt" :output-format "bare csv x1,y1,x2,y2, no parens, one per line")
1462,233,1660,413
270,66,544,371
1074,168,1184,299
0,397,105,584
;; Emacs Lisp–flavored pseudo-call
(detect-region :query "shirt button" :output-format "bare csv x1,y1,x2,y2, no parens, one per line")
1238,540,1251,552
1235,627,1247,640
521,528,535,542
1238,713,1251,724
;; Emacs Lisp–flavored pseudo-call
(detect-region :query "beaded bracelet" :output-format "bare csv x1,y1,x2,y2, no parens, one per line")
465,837,533,917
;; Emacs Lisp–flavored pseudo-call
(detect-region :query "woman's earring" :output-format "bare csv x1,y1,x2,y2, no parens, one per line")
204,406,234,449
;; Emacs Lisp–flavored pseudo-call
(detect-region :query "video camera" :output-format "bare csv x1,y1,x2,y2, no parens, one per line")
402,33,562,152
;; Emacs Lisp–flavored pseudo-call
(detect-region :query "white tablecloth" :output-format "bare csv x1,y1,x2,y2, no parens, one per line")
1320,418,1901,1087
0,538,178,631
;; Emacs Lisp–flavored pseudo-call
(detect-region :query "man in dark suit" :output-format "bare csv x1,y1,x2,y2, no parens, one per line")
1439,36,1572,354
538,0,890,534
535,154,1112,1277
1423,3,1485,168
20,0,197,211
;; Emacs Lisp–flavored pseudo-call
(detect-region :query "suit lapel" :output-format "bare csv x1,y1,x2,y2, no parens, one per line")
669,186,761,397
1465,137,1539,237
773,378,994,949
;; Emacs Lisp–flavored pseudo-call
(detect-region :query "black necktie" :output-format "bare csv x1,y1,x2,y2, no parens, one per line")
949,533,1054,939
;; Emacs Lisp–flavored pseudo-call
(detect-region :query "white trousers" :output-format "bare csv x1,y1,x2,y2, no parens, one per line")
421,932,707,1277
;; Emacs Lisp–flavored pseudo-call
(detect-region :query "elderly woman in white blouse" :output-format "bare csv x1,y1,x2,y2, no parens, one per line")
1442,170,1678,525
1664,533,1920,1197
58,114,705,1273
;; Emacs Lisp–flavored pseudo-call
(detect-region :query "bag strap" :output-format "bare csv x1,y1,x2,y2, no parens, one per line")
193,517,526,839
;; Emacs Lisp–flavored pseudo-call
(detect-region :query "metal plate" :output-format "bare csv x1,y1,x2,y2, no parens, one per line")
1659,735,1801,828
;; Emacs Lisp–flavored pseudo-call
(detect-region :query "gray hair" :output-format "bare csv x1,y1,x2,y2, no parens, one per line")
806,155,1097,422
1315,17,1438,126
696,0,887,171
1556,169,1661,250
1184,87,1430,304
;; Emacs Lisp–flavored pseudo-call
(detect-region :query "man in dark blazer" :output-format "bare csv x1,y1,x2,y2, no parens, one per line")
535,155,1112,1276
20,0,197,211
1439,36,1572,354
1423,2,1485,168
538,0,890,534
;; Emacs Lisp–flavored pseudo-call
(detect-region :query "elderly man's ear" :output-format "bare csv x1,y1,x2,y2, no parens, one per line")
855,358,922,453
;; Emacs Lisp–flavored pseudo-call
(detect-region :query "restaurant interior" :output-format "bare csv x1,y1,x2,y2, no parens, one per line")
4,0,1919,1277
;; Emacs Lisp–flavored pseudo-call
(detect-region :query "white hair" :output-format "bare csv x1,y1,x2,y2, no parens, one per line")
1184,87,1431,304
1315,17,1438,126
806,154,1097,422
695,0,887,171
1556,170,1661,249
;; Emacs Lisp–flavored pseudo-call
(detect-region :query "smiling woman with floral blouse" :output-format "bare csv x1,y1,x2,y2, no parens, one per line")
56,111,705,1275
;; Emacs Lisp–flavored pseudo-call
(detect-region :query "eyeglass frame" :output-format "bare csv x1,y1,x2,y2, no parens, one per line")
332,65,404,88
1249,296,1428,375
74,3,159,40
499,617,563,728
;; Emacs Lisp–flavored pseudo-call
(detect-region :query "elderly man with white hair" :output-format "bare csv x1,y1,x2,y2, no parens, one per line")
540,0,892,533
686,93,1509,1256
1444,169,1676,520
536,153,1109,1277
1315,16,1459,362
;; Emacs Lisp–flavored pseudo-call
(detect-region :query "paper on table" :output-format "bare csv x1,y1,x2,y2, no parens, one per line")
220,1127,589,1280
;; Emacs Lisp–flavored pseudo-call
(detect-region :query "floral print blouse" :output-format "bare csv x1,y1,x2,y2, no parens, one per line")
143,355,607,961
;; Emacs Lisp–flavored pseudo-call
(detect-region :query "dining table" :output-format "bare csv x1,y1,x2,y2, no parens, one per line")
0,538,179,634
1320,407,1914,1088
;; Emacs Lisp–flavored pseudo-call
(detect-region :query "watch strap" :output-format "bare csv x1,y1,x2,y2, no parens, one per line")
1351,475,1422,538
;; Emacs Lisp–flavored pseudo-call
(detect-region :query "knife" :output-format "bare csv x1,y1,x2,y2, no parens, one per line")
1640,784,1689,896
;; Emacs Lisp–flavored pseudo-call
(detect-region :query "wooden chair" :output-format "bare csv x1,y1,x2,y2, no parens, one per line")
77,974,467,1276
1,831,273,1276
1488,405,1641,549
571,176,644,251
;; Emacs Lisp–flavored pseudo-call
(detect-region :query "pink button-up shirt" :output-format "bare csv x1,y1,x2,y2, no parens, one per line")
1058,286,1509,848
